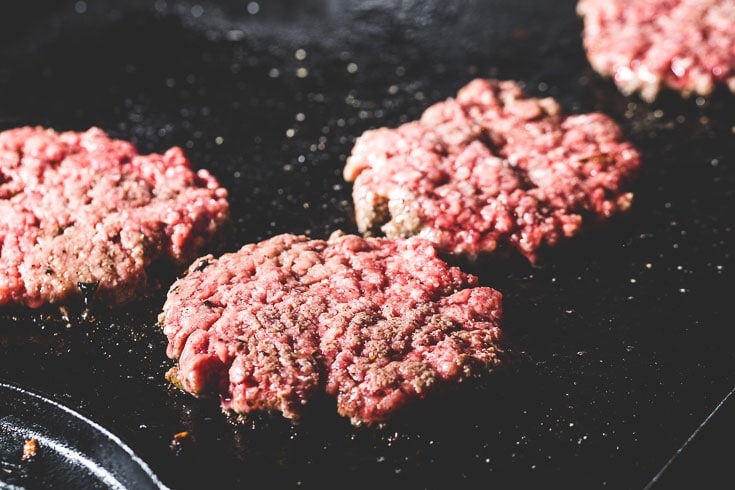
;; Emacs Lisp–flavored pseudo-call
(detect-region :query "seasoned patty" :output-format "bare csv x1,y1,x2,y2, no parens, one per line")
160,232,505,426
0,126,230,308
344,79,640,263
577,0,735,101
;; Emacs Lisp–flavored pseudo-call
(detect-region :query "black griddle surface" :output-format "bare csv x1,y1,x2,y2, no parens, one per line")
1,1,733,488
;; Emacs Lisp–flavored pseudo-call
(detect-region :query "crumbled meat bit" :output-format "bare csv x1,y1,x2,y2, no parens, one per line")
169,431,191,455
21,438,38,462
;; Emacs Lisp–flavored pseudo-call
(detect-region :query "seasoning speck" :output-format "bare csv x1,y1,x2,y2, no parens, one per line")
247,1,260,15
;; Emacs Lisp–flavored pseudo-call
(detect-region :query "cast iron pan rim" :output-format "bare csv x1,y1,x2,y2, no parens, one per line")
0,379,169,490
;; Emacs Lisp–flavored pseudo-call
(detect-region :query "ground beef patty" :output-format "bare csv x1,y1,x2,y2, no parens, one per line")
0,126,229,308
577,0,735,101
344,79,640,263
160,232,505,425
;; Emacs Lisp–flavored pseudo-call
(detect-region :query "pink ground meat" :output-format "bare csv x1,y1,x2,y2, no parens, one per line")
577,0,735,101
344,79,640,263
0,126,230,308
160,232,506,426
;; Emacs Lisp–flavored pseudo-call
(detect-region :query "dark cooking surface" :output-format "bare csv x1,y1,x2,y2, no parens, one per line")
1,1,733,488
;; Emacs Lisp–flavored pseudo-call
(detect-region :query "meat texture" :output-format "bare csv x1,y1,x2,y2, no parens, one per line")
344,79,640,262
160,232,506,426
577,0,735,101
0,126,230,308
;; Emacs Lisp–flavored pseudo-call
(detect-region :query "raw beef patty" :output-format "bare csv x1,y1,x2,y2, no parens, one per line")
344,79,640,263
160,232,506,426
577,0,735,101
0,126,230,308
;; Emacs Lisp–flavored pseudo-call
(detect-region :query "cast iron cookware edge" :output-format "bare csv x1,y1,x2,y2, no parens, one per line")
0,380,168,489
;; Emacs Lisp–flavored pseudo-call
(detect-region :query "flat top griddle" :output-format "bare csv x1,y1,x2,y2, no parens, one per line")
1,1,733,488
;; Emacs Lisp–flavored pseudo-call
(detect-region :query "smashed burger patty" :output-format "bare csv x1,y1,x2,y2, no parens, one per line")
344,79,641,263
577,0,735,101
160,232,505,426
0,126,229,308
